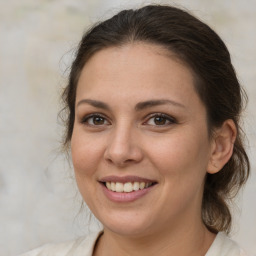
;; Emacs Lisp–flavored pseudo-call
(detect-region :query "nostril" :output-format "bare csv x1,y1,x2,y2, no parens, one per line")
124,159,134,163
105,154,135,166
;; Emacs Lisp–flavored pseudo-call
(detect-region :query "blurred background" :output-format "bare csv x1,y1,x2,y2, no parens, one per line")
0,0,255,255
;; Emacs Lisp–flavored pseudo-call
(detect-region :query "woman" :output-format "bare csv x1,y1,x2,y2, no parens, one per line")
20,4,250,256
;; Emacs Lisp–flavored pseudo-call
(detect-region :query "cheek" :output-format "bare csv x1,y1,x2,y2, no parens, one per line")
147,132,210,214
146,130,210,178
71,130,104,177
70,132,103,205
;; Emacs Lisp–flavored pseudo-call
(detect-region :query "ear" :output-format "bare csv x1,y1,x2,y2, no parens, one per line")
207,119,237,174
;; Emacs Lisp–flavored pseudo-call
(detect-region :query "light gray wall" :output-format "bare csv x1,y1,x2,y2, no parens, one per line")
0,1,255,255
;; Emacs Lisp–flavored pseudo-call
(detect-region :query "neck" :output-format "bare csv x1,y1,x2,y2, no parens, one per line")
94,219,216,256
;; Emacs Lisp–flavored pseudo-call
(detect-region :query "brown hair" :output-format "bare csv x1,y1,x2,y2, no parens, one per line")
62,5,250,233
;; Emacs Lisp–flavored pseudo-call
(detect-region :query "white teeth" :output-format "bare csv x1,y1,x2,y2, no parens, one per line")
110,182,116,192
115,182,123,192
133,182,140,191
105,181,154,193
123,182,133,192
139,182,145,189
106,182,111,190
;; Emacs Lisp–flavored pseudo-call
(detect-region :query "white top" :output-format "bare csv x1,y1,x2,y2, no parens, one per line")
19,231,251,256
205,232,249,256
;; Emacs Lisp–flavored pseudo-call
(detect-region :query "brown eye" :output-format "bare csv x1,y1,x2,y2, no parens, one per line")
154,116,167,125
145,114,176,126
92,116,105,125
82,114,109,126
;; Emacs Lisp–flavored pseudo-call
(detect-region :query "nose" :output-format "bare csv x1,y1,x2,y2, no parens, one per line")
104,125,143,167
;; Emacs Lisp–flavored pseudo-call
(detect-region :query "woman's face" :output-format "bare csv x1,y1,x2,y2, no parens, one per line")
71,43,214,237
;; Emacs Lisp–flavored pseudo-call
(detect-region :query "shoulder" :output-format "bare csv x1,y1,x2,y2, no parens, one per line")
206,232,252,256
18,231,102,256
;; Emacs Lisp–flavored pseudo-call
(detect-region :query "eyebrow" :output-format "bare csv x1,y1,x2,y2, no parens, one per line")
76,99,185,110
135,99,185,110
76,99,110,110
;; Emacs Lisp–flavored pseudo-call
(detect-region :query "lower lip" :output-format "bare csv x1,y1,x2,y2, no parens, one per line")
100,183,156,203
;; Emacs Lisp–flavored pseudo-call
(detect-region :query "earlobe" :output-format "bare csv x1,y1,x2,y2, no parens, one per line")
207,119,237,174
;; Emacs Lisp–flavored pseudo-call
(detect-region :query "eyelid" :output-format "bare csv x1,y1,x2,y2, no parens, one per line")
143,113,177,125
80,113,111,125
79,112,176,126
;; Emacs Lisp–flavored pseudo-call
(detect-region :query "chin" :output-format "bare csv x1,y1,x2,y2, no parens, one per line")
98,212,155,237
105,223,151,237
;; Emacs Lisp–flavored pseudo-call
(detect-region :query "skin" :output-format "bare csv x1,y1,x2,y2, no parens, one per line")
71,43,236,256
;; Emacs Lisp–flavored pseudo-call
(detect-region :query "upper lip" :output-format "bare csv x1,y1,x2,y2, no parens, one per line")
99,175,157,183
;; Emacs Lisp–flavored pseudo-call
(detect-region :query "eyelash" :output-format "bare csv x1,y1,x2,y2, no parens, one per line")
80,113,176,127
144,113,176,126
81,113,110,126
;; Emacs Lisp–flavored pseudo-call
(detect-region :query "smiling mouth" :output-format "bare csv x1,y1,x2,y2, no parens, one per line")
103,181,156,193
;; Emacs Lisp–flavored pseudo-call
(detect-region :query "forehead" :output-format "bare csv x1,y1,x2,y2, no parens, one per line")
80,43,189,79
76,43,197,101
